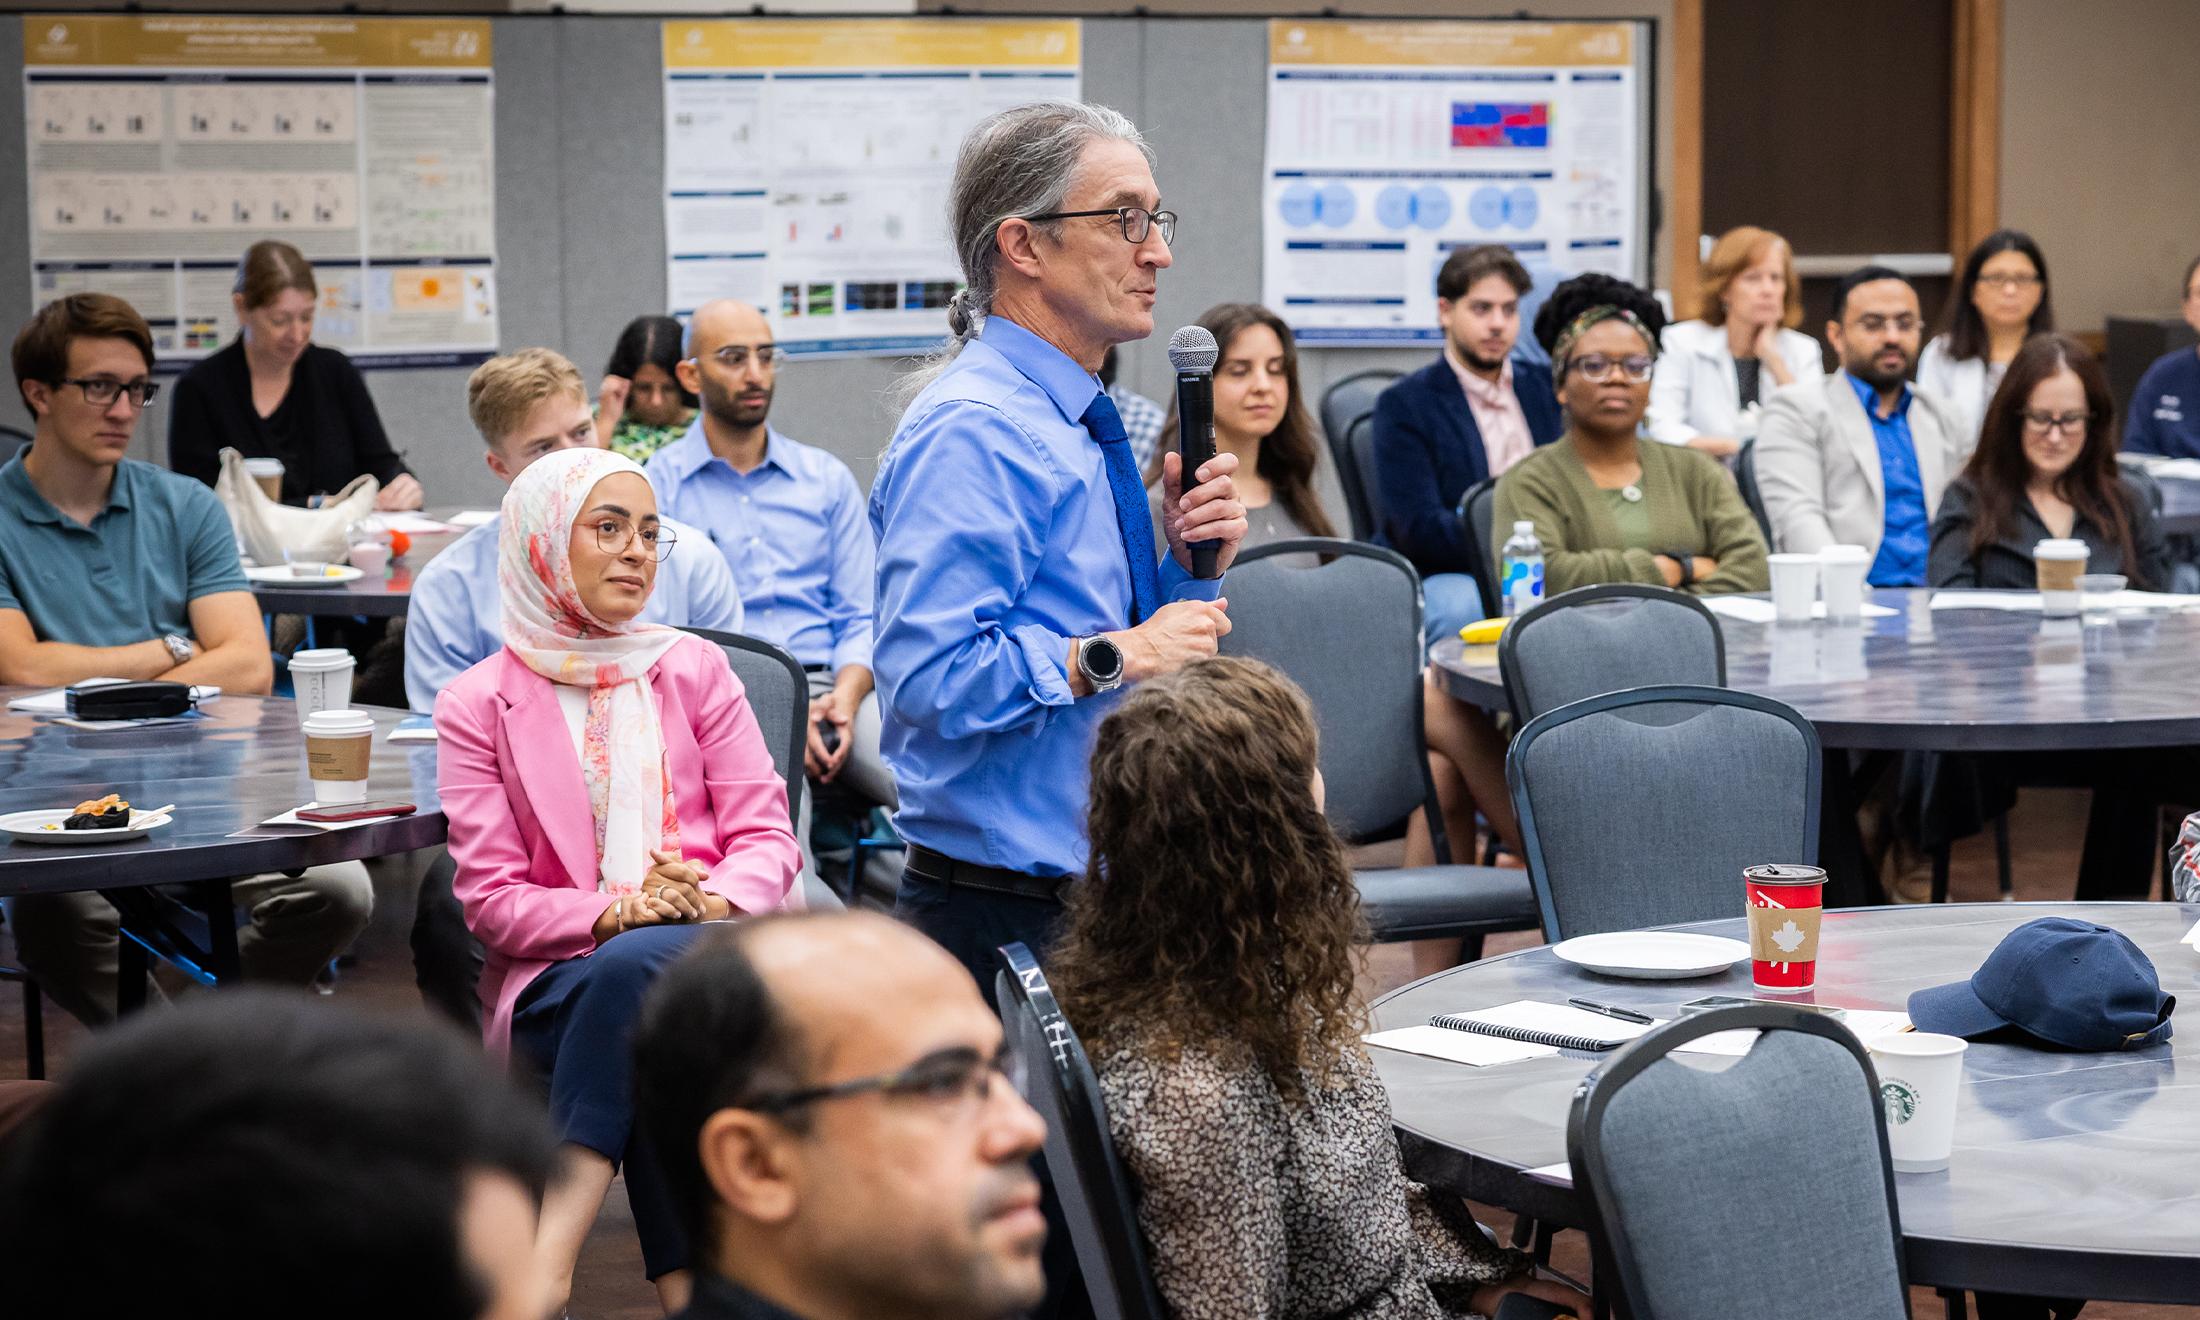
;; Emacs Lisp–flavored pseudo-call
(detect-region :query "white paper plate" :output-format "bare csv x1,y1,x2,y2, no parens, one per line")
245,564,364,587
0,808,172,844
1551,931,1752,980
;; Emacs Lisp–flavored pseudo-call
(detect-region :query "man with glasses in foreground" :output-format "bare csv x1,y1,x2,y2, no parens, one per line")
637,911,1049,1320
647,300,892,810
1756,265,1970,584
0,293,370,1023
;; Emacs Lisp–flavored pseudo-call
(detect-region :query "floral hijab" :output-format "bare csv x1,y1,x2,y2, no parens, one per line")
498,447,683,895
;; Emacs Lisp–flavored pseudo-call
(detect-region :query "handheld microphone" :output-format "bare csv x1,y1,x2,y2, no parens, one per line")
1168,325,1221,579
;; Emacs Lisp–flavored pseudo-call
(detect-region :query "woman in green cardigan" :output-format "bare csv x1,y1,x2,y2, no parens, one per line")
1408,275,1767,979
1491,273,1769,595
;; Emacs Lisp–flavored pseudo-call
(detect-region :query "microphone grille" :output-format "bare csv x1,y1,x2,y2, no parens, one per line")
1167,325,1218,372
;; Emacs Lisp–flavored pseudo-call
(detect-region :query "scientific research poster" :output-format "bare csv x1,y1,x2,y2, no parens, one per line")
22,15,498,368
1263,20,1647,346
662,18,1080,357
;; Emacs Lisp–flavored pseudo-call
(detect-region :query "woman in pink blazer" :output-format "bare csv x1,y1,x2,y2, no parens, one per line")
437,446,800,1314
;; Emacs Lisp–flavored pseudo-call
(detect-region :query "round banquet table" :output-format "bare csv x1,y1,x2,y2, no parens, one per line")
0,690,443,1006
1370,902,2200,1303
1431,587,2200,752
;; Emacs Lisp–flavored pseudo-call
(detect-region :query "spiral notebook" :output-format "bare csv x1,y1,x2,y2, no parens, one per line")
1429,1000,1663,1053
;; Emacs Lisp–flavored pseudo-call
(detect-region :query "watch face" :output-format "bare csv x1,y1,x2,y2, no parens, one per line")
1083,636,1124,682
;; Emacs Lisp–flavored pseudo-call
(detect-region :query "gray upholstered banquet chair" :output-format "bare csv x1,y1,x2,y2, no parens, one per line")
1496,583,1725,726
1567,1003,1909,1320
683,627,844,912
1220,539,1538,950
1507,684,1819,941
1459,477,1501,619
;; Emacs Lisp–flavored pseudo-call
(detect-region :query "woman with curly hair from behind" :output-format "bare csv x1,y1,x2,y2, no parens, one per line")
1048,656,1584,1319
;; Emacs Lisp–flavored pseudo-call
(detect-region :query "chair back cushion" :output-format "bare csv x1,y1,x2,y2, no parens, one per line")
1221,540,1426,839
1462,478,1500,617
1509,687,1818,940
995,946,1165,1320
1499,585,1724,724
1572,1016,1908,1320
1319,370,1400,452
1340,415,1383,541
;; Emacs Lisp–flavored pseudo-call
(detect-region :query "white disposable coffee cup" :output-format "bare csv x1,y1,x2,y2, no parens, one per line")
1818,544,1871,624
1869,1032,1968,1173
288,648,356,726
302,708,373,804
244,457,284,501
2034,538,2088,619
1767,553,1820,623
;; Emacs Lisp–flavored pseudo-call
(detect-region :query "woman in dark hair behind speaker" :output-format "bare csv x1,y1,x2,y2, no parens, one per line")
1491,272,1768,597
1145,302,1339,565
596,315,698,464
1051,657,1585,1320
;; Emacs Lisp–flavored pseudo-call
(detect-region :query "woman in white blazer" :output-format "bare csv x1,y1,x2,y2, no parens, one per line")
1917,229,2053,443
1646,226,1823,457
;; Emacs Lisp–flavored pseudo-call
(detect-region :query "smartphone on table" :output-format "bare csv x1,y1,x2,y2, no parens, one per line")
298,800,417,824
1679,995,1845,1019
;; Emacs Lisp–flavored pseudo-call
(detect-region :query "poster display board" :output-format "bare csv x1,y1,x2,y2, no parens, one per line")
662,18,1080,357
1262,20,1648,346
21,15,498,368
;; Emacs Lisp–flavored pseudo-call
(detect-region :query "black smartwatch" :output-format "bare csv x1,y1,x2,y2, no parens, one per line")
1664,550,1696,588
1075,634,1125,694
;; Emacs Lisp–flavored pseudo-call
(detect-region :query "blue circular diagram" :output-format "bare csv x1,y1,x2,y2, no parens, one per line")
1412,185,1452,231
1316,183,1357,228
1375,185,1415,231
1504,186,1540,230
1468,185,1507,230
1277,183,1318,228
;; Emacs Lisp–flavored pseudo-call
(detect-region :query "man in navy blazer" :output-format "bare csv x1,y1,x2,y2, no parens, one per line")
1371,245,1563,645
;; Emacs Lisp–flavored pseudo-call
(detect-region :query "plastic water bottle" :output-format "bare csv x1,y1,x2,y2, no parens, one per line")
1500,520,1545,618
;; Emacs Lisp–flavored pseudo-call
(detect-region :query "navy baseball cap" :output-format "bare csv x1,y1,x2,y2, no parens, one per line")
1908,917,2175,1051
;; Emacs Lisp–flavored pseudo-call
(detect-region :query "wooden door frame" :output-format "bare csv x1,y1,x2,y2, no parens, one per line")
1667,0,2001,309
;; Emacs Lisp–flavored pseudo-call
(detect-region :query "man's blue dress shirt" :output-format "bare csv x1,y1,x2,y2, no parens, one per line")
1847,371,1929,587
646,423,874,673
871,316,1223,878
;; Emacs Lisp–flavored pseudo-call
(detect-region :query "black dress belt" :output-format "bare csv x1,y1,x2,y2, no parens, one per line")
904,844,1073,903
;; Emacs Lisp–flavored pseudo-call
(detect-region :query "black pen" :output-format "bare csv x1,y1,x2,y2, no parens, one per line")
1568,997,1653,1025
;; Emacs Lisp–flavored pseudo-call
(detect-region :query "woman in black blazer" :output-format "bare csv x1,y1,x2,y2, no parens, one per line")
167,241,421,510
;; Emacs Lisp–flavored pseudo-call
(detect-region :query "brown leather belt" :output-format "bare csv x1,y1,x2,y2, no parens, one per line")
904,844,1072,904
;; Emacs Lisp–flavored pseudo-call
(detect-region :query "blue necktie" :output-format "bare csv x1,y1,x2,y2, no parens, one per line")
1080,392,1162,626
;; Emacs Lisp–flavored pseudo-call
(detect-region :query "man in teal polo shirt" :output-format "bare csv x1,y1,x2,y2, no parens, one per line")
0,293,371,1024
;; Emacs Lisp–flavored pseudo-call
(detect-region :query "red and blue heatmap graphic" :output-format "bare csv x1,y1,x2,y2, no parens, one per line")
1451,102,1549,149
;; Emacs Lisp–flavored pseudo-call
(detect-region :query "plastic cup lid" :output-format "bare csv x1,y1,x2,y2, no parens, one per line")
301,710,374,735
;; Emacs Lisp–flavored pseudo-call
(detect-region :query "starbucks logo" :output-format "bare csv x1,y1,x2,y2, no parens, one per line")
1881,1077,1919,1125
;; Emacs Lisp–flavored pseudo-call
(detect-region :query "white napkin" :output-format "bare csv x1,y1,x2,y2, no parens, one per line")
1703,597,1897,623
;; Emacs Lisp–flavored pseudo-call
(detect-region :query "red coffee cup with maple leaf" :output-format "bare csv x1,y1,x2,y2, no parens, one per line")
1744,864,1825,991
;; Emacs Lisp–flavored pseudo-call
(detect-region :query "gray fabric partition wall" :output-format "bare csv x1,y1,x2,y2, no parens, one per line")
0,12,1659,517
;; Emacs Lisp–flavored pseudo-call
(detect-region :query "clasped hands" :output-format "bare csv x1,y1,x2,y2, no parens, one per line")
597,848,734,941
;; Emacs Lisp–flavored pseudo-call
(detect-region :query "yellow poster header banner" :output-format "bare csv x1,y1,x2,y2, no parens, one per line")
1269,20,1631,69
664,18,1079,72
22,15,491,70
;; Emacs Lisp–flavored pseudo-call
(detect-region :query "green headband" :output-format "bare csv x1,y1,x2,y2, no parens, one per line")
1552,305,1657,373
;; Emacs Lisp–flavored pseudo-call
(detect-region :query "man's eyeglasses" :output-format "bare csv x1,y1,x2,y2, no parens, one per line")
1852,314,1920,335
1978,274,2042,292
589,516,676,562
62,377,159,408
743,1044,1026,1119
2021,409,2094,436
703,345,783,370
1022,206,1175,246
1567,353,1655,383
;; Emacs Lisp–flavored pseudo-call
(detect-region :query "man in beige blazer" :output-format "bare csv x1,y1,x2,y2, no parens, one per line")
1755,266,1970,584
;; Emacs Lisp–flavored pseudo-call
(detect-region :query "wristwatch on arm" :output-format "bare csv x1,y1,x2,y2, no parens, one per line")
161,634,195,666
1073,634,1125,694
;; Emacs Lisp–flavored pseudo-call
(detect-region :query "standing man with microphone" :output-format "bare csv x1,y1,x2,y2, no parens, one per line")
871,101,1247,989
